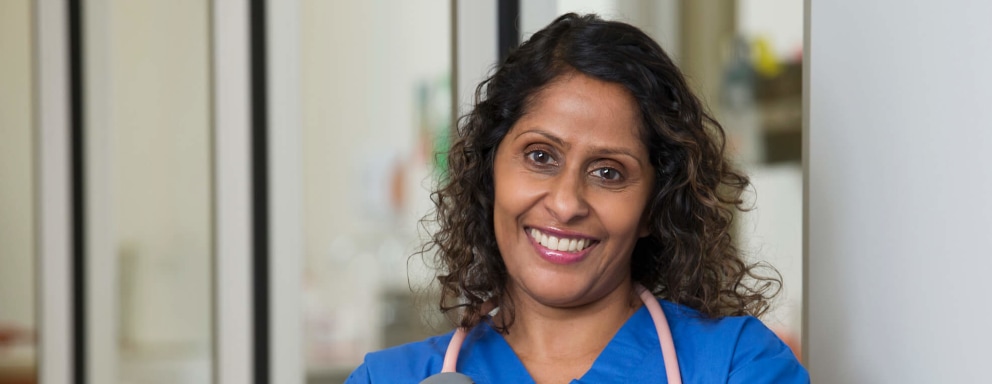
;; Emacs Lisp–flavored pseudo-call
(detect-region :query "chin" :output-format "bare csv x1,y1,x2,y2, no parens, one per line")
517,274,607,308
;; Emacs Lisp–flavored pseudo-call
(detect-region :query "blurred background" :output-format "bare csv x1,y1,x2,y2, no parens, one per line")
0,0,802,383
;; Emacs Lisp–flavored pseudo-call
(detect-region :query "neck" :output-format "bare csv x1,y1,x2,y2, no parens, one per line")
497,280,641,363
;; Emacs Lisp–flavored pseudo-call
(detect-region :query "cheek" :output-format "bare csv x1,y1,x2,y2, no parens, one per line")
492,163,524,243
598,191,653,242
493,172,532,226
492,171,548,255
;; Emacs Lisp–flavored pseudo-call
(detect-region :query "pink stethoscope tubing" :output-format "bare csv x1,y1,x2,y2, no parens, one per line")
439,284,683,383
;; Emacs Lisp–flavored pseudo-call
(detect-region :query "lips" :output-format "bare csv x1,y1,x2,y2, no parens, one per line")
526,227,598,265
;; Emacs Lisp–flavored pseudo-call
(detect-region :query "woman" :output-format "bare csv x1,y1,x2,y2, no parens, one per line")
347,14,808,383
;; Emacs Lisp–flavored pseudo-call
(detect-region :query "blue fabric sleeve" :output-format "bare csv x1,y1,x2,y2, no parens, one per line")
728,317,810,383
343,362,371,384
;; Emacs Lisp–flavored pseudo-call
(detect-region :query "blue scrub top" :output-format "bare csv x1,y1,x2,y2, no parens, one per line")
345,299,809,383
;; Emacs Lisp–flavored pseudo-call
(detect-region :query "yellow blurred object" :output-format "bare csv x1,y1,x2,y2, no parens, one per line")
751,37,782,77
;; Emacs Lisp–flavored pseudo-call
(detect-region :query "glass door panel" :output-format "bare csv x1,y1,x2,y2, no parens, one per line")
0,1,38,382
84,1,214,382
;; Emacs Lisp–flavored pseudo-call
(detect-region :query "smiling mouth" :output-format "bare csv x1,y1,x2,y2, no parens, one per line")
528,228,597,252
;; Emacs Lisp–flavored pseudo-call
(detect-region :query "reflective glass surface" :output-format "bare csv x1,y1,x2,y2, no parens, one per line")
0,1,38,382
85,1,214,382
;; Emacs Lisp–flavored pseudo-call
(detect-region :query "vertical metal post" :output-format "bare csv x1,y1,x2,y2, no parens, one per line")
36,0,73,382
212,0,254,383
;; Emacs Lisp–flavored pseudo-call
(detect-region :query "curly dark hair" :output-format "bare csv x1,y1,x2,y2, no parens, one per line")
423,13,780,331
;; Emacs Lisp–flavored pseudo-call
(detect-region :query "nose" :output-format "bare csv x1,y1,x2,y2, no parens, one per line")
545,172,590,224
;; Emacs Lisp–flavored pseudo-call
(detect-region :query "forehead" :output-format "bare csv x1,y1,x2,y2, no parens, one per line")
511,73,645,148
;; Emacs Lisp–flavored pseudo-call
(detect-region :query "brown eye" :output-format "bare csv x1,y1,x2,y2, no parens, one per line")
526,150,556,165
592,167,623,181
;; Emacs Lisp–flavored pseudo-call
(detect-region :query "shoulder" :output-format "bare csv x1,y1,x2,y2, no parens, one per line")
344,331,453,384
658,300,810,383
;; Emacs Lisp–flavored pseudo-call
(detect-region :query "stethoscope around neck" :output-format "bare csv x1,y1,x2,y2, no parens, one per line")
420,284,682,384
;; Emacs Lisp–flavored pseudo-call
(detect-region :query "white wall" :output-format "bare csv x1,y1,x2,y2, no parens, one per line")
806,0,992,382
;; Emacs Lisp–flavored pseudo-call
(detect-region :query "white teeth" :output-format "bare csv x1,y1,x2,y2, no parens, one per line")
530,228,592,252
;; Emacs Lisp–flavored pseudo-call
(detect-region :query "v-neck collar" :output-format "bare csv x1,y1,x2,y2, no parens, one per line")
574,305,661,383
456,304,664,384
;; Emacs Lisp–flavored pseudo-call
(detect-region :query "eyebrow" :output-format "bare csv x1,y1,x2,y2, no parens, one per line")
515,129,567,148
513,128,645,166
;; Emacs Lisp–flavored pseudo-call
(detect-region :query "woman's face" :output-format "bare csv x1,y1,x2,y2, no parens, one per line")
492,73,654,309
